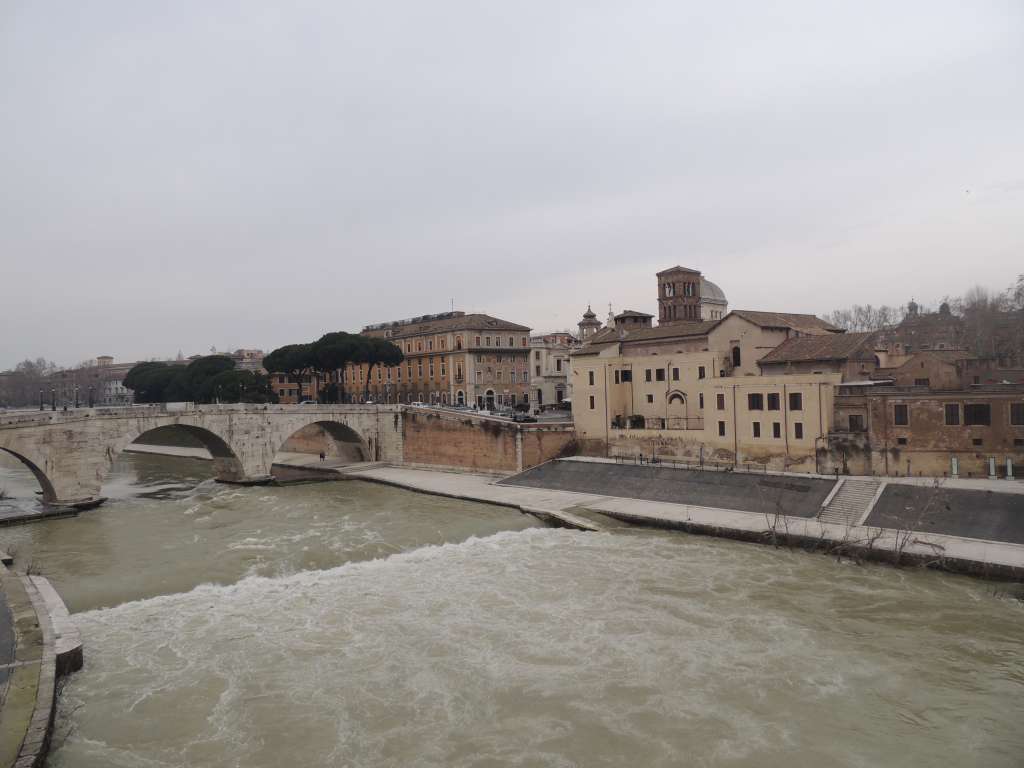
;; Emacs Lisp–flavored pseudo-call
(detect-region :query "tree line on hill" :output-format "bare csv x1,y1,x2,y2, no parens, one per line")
824,274,1024,362
825,274,1023,332
124,356,276,404
264,332,404,403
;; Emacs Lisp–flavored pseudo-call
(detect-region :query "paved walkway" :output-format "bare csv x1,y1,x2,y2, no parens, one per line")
337,464,608,531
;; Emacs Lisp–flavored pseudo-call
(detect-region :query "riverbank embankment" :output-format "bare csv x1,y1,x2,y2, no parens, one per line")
335,459,1024,580
0,566,81,768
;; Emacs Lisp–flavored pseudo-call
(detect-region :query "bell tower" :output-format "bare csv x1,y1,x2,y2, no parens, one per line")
657,266,703,325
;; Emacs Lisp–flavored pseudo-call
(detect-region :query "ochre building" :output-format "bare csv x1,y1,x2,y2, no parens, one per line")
350,311,532,409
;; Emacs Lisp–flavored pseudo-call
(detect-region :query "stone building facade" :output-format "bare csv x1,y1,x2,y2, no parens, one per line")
827,382,1024,478
572,267,843,471
571,266,1024,478
350,312,532,409
529,332,576,410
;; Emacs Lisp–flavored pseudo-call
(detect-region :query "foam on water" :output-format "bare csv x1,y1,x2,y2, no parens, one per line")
51,528,1024,768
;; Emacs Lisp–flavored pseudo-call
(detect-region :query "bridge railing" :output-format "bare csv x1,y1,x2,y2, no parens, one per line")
1,402,404,426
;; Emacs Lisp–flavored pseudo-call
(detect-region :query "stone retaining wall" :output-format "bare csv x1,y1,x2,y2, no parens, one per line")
401,409,575,473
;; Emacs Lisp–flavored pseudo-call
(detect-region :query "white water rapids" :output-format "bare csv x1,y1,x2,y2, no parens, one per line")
2,452,1023,767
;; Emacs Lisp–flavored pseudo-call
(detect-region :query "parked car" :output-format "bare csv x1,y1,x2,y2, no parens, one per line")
409,401,428,407
299,400,319,405
512,413,537,423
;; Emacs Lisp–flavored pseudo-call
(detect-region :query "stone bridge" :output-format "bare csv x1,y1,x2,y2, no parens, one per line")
0,404,403,507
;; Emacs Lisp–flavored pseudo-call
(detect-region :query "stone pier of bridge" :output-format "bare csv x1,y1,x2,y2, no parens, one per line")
0,404,403,508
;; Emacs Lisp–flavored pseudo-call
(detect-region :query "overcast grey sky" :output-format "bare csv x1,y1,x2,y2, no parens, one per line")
2,1,1022,369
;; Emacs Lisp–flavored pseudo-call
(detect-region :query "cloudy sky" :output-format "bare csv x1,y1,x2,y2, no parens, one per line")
2,1,1022,369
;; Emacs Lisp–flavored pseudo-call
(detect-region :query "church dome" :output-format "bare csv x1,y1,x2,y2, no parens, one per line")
582,304,597,320
700,278,727,303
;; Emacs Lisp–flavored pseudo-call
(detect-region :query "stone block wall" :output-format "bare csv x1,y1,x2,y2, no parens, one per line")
592,428,820,473
401,410,575,473
402,411,519,472
279,423,349,457
520,427,577,468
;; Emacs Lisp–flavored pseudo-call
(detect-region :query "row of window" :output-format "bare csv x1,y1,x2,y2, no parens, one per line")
715,421,805,439
400,334,529,354
894,402,1024,427
534,359,564,376
606,365,710,385
662,281,697,298
744,392,803,412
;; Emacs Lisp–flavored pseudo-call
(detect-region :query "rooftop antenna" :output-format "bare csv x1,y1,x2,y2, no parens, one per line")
451,298,454,312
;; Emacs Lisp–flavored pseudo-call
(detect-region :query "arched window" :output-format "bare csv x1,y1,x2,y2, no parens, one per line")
457,390,465,405
732,346,741,367
455,336,463,350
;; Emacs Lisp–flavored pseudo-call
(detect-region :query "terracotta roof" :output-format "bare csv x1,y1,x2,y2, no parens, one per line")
368,313,530,339
574,320,720,355
729,310,841,333
624,321,719,341
615,309,654,319
758,332,878,365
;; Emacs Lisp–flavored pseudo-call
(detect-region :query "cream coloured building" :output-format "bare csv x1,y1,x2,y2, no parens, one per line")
572,342,840,472
570,267,845,471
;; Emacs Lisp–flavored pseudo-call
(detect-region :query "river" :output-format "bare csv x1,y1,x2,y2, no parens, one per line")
1,451,1023,767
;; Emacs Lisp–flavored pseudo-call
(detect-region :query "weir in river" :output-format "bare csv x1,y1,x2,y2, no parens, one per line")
1,451,1023,768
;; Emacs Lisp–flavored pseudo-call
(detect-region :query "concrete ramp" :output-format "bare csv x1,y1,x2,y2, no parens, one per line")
866,485,1024,544
500,460,834,518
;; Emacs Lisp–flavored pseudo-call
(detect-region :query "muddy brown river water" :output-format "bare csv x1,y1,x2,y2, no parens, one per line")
1,451,1023,767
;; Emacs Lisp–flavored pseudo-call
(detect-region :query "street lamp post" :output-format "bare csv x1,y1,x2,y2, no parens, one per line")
39,389,44,411
74,385,79,409
88,385,95,408
50,388,56,411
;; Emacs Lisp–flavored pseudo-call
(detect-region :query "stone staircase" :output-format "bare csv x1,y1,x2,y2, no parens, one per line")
818,478,883,526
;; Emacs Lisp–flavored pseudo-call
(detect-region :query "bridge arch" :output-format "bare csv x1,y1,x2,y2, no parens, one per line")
0,405,396,507
0,446,58,503
112,424,250,484
272,419,370,465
